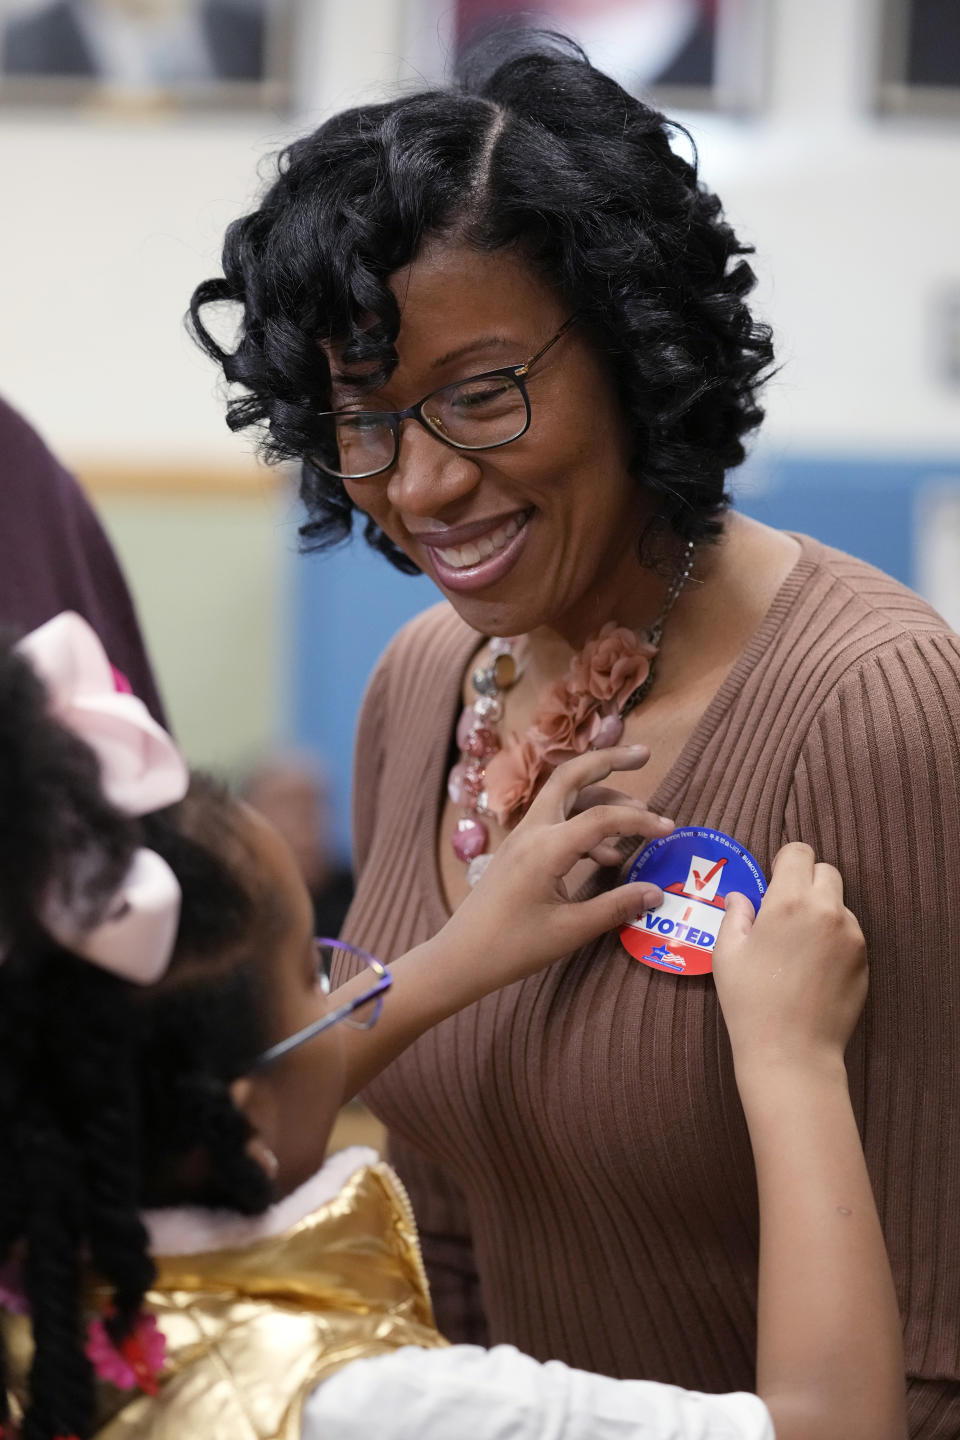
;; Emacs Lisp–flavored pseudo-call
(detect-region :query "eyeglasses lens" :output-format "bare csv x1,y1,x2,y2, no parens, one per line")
315,941,384,1030
423,375,527,449
326,374,528,478
328,413,394,479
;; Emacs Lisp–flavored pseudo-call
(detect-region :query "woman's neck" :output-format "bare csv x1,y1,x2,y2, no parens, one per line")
516,515,800,699
520,536,694,692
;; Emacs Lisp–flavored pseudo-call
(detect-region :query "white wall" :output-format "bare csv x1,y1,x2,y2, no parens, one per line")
1,0,958,466
681,0,960,457
0,0,407,465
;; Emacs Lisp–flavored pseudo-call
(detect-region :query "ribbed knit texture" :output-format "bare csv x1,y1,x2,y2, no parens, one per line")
341,534,960,1435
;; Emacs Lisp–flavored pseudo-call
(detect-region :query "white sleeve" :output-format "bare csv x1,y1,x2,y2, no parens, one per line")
302,1344,775,1440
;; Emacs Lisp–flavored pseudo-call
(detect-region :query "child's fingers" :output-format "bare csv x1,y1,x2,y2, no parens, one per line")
588,841,634,868
548,802,672,870
768,841,816,888
568,783,662,864
528,746,652,819
812,861,844,903
560,880,663,940
715,891,756,948
569,783,653,817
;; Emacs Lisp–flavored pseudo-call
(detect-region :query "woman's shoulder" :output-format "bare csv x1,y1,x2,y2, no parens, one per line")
363,601,480,712
711,531,960,780
770,533,960,746
353,602,480,766
793,532,956,641
380,600,479,669
754,532,960,702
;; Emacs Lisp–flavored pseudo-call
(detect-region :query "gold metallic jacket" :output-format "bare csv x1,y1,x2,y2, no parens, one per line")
4,1161,445,1439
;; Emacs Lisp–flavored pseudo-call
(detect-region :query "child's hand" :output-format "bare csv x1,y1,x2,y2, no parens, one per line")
712,843,867,1075
337,748,672,1098
448,746,672,987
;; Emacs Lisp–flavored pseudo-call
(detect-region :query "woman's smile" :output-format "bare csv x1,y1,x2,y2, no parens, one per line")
417,509,532,592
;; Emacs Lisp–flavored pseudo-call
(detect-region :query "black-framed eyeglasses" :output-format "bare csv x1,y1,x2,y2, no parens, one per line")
252,938,392,1069
310,316,579,481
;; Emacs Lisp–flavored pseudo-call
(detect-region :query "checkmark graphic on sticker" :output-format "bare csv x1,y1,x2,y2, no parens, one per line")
692,858,726,890
682,854,727,903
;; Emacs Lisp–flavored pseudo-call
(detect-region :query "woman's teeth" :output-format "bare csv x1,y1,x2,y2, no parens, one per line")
435,513,527,570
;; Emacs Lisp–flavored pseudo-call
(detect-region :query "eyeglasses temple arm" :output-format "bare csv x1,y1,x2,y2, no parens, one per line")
516,315,580,376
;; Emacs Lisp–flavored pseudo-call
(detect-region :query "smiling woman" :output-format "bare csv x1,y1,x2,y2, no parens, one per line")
189,29,960,1439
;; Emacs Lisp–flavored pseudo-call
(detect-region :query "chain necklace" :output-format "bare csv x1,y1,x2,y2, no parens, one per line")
449,540,697,886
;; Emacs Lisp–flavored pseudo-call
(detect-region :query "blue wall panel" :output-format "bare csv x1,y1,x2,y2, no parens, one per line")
294,539,434,856
733,454,957,589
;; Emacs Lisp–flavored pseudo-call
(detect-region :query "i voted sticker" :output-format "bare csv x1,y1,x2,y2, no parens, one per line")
620,826,766,977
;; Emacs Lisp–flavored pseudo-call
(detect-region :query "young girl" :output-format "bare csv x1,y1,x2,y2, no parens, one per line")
0,614,904,1440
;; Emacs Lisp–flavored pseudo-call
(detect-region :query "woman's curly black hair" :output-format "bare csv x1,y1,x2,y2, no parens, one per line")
0,635,278,1440
189,30,774,571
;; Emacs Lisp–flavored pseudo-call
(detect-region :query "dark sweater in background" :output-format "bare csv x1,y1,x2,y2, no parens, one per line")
0,394,164,723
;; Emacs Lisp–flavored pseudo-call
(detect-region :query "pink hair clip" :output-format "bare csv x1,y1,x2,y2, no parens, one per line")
8,612,190,986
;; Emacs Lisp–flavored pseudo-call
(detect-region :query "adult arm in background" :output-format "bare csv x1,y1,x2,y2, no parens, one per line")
0,394,166,724
785,632,960,1439
344,647,490,1346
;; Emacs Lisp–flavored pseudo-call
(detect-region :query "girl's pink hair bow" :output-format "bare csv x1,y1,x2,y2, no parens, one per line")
12,612,189,985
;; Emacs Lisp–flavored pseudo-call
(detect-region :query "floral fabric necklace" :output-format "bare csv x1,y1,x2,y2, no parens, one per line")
449,540,696,886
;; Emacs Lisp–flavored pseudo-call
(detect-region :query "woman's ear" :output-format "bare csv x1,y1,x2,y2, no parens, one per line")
230,1077,280,1180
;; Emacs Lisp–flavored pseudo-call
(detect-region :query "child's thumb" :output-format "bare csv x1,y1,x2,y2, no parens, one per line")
717,891,756,945
571,881,664,943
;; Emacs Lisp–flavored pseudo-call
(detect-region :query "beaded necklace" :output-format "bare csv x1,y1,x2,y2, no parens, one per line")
449,540,697,886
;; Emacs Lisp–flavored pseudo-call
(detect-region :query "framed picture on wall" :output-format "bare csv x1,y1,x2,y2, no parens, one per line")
877,0,960,116
407,0,769,114
0,0,296,110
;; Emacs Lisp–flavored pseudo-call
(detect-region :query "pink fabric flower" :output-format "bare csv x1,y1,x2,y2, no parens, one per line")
85,1310,166,1395
484,736,547,827
568,622,657,710
529,679,587,764
536,696,632,765
527,625,657,765
473,621,659,829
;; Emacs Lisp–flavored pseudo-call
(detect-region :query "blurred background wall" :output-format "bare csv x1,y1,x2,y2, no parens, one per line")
1,0,959,857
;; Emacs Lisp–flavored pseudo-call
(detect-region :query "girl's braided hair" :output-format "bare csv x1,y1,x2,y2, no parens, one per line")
0,635,276,1439
189,29,774,572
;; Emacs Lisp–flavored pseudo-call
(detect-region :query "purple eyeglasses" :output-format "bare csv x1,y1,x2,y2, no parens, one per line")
253,938,392,1068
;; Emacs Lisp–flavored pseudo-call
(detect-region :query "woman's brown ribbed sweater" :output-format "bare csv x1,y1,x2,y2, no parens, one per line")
340,533,960,1436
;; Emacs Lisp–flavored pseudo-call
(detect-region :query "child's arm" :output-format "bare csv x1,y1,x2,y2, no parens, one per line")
335,745,671,1096
713,845,906,1440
